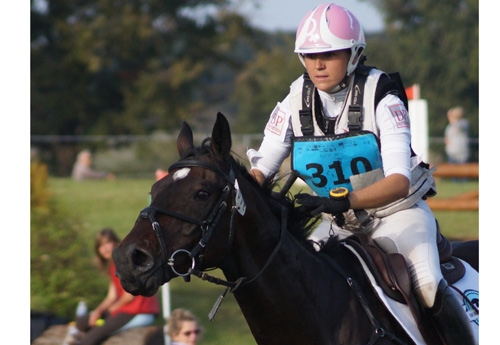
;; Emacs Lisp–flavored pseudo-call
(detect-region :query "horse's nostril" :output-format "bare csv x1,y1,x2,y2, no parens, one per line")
130,247,154,272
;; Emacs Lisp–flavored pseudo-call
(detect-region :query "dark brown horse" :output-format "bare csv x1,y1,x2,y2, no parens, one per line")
113,113,475,344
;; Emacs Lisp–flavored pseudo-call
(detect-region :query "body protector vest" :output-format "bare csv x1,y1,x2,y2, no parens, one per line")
289,64,436,224
290,65,384,197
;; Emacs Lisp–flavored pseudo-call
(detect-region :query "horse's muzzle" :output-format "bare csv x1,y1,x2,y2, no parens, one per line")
112,243,165,296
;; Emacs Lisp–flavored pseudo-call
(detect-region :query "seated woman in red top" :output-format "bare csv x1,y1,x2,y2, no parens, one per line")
72,228,160,345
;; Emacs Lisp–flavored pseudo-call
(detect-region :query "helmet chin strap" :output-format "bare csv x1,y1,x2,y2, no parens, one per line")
332,50,364,94
328,74,352,94
328,51,362,94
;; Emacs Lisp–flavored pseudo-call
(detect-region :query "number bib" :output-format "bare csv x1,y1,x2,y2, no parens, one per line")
292,131,382,197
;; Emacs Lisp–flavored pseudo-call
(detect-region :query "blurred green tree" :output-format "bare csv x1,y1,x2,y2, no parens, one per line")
232,33,302,133
31,0,252,136
366,0,478,138
31,160,106,319
232,0,478,144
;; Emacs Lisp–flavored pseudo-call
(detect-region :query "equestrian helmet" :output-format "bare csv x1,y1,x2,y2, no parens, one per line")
295,3,366,76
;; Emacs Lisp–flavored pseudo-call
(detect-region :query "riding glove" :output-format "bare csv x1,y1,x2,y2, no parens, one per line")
295,193,350,216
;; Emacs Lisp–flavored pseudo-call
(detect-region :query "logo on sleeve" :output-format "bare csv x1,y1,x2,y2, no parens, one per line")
265,104,287,137
388,104,410,129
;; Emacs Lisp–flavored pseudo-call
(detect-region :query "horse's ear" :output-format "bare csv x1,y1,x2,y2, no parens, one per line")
211,112,232,159
177,121,194,157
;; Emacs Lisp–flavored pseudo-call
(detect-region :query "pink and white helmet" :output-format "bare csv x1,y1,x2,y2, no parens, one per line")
295,3,366,75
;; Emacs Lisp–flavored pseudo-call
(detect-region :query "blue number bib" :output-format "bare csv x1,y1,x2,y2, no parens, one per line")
292,131,382,197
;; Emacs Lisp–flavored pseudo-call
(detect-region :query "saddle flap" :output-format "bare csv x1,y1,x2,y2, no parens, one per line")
344,236,408,303
344,235,444,345
387,253,412,298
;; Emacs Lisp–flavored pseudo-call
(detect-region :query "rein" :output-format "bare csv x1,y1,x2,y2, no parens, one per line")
140,156,288,318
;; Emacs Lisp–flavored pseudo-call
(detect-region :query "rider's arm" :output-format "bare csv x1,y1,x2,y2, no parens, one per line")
349,94,412,209
348,173,409,209
247,98,294,186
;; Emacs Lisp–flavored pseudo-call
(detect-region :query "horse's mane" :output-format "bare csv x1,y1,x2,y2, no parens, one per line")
229,154,320,251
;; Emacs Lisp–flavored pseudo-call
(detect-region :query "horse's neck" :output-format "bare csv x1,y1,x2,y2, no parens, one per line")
235,191,283,256
229,201,337,344
228,173,323,282
223,176,283,267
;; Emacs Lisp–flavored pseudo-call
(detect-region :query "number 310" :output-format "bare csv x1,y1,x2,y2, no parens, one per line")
305,157,373,188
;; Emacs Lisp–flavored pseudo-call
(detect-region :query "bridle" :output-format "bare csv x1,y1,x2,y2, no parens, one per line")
139,159,234,277
138,156,288,300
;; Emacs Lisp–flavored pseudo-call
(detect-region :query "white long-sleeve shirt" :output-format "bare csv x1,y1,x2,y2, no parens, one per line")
248,71,412,183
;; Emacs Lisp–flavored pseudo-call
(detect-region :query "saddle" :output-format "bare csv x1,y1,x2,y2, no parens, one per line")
342,230,466,345
344,224,465,301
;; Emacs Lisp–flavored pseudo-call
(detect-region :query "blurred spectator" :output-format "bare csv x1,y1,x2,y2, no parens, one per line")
67,228,160,345
444,106,470,164
72,150,115,181
167,308,203,345
143,308,203,345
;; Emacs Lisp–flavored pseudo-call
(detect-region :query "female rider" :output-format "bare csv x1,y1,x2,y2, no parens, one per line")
246,4,475,344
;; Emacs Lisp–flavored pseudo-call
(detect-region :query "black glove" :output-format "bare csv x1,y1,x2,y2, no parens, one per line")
295,193,350,216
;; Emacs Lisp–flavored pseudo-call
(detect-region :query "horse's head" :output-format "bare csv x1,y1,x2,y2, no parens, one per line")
112,112,237,296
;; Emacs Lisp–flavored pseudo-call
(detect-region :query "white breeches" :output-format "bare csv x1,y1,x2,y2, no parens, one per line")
311,199,443,308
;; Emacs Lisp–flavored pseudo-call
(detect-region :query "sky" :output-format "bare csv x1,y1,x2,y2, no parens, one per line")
231,0,385,33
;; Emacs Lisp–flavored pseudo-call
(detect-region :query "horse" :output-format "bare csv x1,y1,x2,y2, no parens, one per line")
113,113,478,345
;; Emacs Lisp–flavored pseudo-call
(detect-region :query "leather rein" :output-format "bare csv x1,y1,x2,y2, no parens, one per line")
138,157,288,299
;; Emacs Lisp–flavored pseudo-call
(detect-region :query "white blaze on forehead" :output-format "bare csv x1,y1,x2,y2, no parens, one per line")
173,167,191,180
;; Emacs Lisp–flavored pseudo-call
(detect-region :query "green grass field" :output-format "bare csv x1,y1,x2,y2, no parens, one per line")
47,177,257,344
48,177,479,241
46,176,479,344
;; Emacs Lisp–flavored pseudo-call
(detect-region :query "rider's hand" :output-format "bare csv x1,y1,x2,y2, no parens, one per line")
295,193,350,216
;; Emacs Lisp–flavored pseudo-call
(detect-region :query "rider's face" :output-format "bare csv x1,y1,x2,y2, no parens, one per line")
303,49,350,92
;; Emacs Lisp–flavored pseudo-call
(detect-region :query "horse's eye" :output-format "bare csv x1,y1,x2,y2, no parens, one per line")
196,190,210,200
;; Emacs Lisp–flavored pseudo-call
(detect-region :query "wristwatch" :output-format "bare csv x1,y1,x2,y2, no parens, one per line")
329,187,349,200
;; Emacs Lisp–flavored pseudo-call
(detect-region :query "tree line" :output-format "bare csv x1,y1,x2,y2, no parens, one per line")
31,0,478,160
